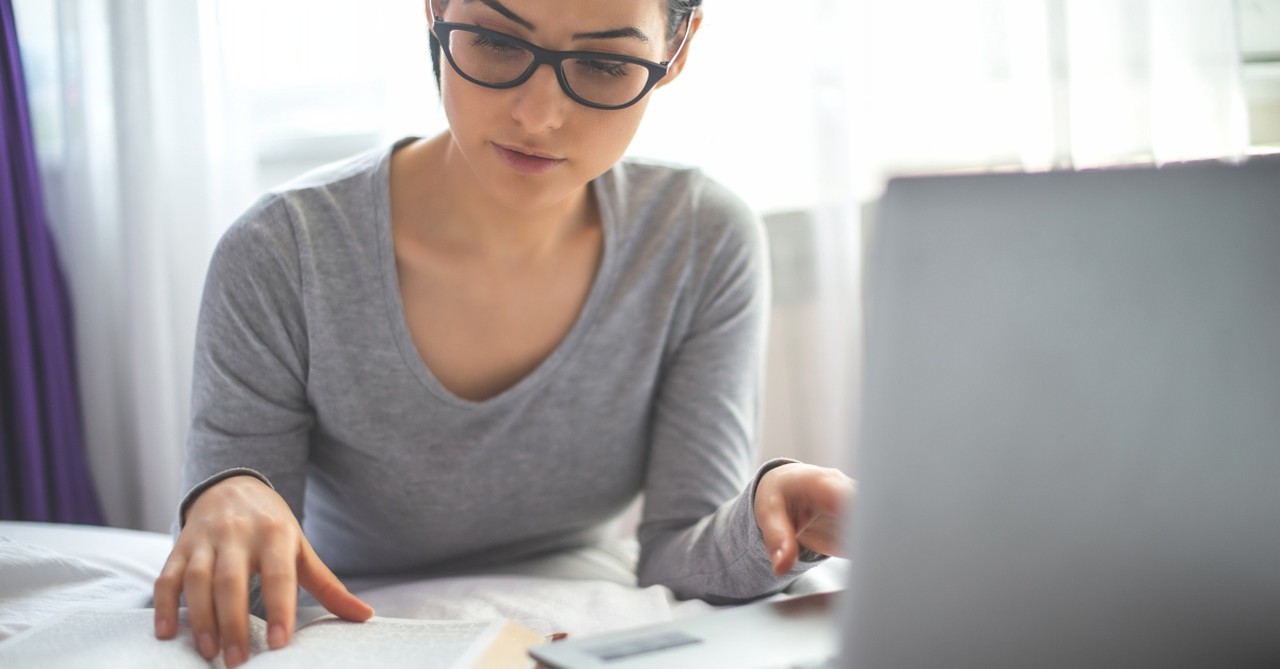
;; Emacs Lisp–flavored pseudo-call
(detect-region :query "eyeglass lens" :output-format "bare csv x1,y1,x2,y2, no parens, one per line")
447,29,653,108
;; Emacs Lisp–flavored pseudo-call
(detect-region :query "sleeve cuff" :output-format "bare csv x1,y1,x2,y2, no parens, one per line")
177,467,274,528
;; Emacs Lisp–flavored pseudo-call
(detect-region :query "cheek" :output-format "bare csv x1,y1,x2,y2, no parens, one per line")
440,75,484,137
440,66,650,168
583,105,649,160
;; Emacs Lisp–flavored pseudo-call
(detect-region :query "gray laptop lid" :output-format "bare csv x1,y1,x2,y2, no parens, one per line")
842,161,1280,668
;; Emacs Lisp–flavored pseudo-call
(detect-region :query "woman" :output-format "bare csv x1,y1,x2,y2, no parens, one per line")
153,1,854,666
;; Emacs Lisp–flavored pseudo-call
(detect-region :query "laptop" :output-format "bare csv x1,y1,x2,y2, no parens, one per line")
533,158,1280,668
842,159,1280,668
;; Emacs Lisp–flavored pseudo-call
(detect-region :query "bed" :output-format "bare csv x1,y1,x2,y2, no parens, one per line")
0,520,846,661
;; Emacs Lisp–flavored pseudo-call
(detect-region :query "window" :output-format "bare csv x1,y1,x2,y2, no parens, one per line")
213,0,840,212
216,0,445,191
1239,0,1280,152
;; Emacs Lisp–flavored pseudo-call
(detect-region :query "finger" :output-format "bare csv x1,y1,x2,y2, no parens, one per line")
183,547,221,661
212,545,252,669
154,552,187,639
258,539,299,650
793,471,857,557
807,469,857,517
756,488,800,576
297,539,374,622
794,514,845,558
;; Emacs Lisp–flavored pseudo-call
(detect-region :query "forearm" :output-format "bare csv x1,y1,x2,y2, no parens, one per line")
636,459,824,603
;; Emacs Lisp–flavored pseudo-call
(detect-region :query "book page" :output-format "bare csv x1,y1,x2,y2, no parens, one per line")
0,608,257,669
247,616,505,669
0,608,540,669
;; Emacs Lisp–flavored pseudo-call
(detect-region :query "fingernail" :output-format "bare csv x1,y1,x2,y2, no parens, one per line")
197,633,217,659
154,615,172,638
269,623,288,649
225,644,245,668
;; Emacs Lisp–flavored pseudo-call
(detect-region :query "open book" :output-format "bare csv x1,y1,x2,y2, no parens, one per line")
0,608,546,669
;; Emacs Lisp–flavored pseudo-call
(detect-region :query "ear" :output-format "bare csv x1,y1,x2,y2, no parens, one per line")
425,0,438,30
655,9,703,89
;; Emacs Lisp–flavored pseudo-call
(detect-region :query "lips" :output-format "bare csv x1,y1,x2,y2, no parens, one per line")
493,143,565,175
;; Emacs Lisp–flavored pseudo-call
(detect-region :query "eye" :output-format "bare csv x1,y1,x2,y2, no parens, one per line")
470,33,523,53
577,59,634,79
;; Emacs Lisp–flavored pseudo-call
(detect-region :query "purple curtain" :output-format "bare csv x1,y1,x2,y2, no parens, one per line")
1,0,104,524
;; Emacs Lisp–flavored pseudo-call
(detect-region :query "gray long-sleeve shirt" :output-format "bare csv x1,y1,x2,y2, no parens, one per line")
181,138,816,603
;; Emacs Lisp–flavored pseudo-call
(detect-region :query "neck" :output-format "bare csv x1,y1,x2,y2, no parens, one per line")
406,132,595,261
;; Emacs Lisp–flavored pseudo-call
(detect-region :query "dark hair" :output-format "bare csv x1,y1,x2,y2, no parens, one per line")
428,0,704,92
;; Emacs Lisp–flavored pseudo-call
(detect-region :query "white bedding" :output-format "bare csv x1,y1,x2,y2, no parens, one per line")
0,521,846,646
0,523,169,641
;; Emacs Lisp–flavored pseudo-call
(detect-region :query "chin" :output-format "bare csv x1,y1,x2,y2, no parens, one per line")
479,158,598,213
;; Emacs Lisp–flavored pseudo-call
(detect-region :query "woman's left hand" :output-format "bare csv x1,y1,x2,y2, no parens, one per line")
754,462,857,575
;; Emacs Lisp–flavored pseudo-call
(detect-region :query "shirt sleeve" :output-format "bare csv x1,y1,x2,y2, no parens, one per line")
177,194,314,528
634,177,824,603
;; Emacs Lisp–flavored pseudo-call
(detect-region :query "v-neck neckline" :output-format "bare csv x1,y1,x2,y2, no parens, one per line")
375,137,619,409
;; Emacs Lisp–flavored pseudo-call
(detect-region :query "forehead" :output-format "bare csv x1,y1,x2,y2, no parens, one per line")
456,0,669,33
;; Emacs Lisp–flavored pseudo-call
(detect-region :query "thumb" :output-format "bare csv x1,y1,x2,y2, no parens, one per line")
756,495,800,576
297,540,375,622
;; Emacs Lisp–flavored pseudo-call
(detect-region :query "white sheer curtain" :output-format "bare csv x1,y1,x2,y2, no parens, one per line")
14,0,255,531
847,0,1248,195
14,0,1250,529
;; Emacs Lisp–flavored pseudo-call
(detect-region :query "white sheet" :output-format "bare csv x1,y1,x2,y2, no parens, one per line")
0,521,846,646
0,523,172,641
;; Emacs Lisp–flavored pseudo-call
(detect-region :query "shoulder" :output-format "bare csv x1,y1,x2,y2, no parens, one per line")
600,157,764,255
597,158,768,329
604,156,756,220
212,141,397,273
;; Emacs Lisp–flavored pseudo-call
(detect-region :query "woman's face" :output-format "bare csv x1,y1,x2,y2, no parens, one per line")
430,0,690,213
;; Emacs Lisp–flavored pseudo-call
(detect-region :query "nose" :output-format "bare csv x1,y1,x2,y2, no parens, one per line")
509,62,572,133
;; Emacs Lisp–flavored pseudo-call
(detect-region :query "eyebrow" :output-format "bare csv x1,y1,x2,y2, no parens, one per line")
464,0,651,43
573,27,650,44
466,0,534,31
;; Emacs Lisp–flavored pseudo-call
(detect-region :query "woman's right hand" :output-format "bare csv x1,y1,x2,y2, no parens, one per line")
153,475,374,668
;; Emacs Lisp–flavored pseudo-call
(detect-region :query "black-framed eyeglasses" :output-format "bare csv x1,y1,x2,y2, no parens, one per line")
430,11,693,111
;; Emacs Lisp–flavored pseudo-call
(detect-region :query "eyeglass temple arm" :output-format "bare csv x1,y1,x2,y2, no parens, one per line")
662,11,696,67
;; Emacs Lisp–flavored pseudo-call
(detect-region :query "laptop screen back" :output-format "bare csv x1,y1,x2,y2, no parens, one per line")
842,161,1280,668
